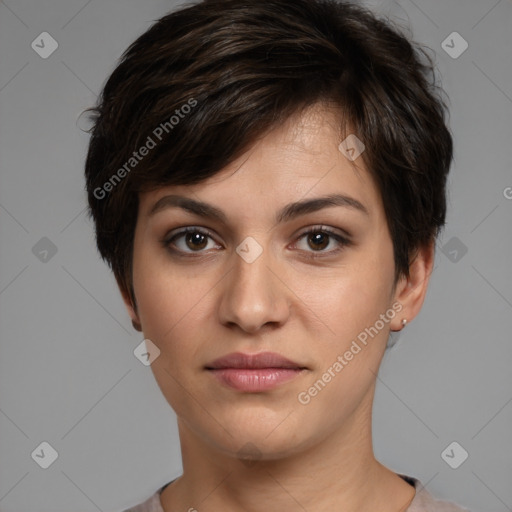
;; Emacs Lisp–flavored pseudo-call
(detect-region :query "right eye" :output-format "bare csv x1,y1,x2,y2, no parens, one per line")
163,227,222,256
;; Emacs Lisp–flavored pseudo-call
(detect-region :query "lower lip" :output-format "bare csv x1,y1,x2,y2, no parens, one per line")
207,368,305,392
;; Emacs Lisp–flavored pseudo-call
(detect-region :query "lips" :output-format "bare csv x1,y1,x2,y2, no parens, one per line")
205,351,305,370
205,352,307,392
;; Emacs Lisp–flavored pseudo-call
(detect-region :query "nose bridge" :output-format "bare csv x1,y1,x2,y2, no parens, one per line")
217,235,289,332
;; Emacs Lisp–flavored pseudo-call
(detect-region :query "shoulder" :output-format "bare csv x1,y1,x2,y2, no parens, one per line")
403,475,472,512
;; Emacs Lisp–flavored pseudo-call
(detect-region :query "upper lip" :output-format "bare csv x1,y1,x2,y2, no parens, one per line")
205,351,305,370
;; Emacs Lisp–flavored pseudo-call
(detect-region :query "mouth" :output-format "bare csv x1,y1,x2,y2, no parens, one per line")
205,352,308,392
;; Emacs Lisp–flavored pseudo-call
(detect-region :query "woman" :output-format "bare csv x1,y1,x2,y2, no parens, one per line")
84,0,469,510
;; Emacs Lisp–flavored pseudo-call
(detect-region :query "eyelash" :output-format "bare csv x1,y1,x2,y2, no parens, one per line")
162,225,351,259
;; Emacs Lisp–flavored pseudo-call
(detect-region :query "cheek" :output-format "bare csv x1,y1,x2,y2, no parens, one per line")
132,243,180,339
134,269,176,338
293,253,392,342
132,250,219,363
296,284,392,426
296,243,395,387
132,258,212,412
136,273,199,343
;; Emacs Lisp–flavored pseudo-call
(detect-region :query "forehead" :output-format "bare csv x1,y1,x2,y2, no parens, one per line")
137,104,383,223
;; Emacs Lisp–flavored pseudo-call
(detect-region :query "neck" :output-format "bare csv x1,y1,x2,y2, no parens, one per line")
160,385,415,512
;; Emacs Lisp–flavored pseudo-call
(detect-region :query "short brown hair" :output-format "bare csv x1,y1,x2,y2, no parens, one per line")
84,0,453,307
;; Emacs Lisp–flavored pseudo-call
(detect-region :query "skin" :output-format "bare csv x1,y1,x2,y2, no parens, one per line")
119,103,434,512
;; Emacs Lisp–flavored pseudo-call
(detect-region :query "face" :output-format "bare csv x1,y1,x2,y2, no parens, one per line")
123,104,424,461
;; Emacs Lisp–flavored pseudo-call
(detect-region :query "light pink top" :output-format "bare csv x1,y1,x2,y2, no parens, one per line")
122,475,471,511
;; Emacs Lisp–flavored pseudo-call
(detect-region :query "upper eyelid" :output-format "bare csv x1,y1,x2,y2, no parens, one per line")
165,224,351,238
165,226,218,242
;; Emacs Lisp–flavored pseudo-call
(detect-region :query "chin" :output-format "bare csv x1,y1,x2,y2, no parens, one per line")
205,419,313,462
220,437,306,463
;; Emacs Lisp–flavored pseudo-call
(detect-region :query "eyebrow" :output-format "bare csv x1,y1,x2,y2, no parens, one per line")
148,193,369,224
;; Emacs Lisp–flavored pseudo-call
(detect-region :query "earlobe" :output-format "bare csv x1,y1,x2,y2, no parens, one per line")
390,312,407,332
126,298,143,332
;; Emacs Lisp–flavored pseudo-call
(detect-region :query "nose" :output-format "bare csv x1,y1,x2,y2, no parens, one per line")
217,241,290,334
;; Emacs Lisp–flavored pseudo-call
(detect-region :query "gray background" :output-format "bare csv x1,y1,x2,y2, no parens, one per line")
0,0,511,511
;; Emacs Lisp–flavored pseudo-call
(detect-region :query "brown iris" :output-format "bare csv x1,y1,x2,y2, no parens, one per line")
307,232,329,251
185,232,208,251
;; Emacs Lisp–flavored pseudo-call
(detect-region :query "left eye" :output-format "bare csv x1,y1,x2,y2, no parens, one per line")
163,226,350,256
293,227,350,256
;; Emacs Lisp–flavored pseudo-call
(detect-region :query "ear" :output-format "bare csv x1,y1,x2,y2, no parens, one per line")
390,240,435,331
115,275,142,332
